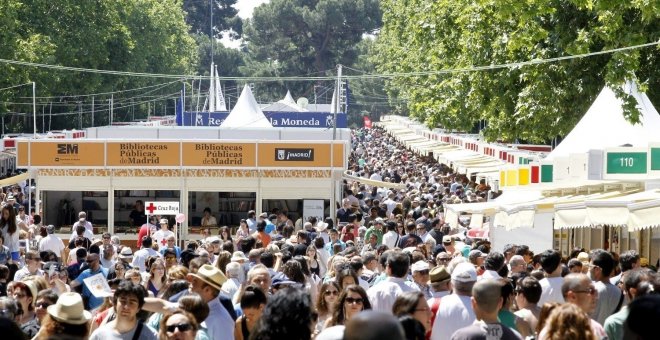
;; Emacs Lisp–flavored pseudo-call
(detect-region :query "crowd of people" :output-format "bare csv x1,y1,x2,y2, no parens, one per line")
0,126,657,340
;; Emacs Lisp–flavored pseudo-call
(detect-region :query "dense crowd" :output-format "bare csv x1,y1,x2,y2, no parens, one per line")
0,126,657,340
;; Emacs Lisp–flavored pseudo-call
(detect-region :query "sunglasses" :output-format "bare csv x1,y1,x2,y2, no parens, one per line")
345,297,363,305
166,323,193,333
36,302,52,309
324,290,339,296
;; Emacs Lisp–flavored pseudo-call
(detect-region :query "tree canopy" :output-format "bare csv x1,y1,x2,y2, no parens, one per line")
375,0,660,142
0,0,197,132
240,0,381,101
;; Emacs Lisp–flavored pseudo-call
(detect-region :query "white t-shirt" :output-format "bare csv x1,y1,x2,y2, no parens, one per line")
152,229,175,251
538,277,565,306
431,294,476,340
39,235,65,257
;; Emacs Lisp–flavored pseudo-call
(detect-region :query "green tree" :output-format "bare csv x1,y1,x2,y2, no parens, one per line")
345,38,400,125
3,0,198,131
183,0,242,39
241,0,382,101
375,0,660,143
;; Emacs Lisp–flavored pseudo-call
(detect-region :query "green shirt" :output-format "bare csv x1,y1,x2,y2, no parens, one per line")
604,306,628,340
498,310,518,332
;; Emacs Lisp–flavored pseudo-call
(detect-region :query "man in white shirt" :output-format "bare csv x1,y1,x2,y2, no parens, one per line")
73,211,94,234
383,191,397,216
537,249,565,305
132,237,161,272
221,262,242,299
430,262,477,340
69,218,94,243
480,251,504,280
367,251,415,313
152,218,175,251
39,225,65,261
382,222,400,249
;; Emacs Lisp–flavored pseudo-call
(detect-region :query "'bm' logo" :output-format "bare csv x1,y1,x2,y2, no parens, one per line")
57,144,78,154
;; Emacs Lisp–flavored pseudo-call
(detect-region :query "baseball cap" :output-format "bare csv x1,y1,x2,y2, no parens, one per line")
160,218,168,225
442,235,453,244
451,262,477,283
374,217,384,225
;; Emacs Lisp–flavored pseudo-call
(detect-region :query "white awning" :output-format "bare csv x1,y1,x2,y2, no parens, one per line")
628,199,660,231
585,189,660,227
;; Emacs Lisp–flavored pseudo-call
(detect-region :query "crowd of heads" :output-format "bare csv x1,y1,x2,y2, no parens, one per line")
0,127,657,339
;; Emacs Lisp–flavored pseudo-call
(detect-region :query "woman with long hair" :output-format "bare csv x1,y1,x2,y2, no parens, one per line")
392,291,433,333
335,267,359,291
535,302,560,335
34,292,91,340
219,226,233,243
235,220,250,250
306,245,321,277
0,205,19,262
145,258,167,297
315,282,340,332
214,250,232,275
234,285,267,340
324,284,371,328
13,281,39,337
539,303,596,340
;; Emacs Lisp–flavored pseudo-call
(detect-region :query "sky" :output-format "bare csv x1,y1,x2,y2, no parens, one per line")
220,0,270,48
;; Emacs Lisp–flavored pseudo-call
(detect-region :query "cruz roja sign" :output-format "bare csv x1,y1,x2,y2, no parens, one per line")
144,201,180,215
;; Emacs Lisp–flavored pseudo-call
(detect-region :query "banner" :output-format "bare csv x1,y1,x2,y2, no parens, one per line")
177,111,347,128
18,140,346,169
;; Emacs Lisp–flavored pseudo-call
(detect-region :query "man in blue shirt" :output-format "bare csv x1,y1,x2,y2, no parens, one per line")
71,252,108,310
324,228,346,255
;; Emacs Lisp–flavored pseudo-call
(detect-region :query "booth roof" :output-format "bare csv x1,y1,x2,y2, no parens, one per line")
547,82,660,159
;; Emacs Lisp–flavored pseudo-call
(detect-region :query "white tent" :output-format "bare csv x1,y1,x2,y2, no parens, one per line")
221,85,273,128
547,82,660,159
260,90,307,112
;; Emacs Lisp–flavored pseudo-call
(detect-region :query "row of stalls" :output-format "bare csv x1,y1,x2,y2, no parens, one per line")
378,81,660,263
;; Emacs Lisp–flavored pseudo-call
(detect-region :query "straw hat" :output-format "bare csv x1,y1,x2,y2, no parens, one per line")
231,251,249,263
188,264,227,291
47,292,92,325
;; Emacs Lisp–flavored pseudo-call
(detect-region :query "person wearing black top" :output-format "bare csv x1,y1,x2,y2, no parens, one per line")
397,222,423,249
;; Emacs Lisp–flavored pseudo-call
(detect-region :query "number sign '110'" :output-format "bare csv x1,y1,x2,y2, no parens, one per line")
606,152,647,174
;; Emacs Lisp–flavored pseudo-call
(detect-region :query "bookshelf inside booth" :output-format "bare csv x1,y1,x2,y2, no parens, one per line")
187,191,256,235
43,190,109,235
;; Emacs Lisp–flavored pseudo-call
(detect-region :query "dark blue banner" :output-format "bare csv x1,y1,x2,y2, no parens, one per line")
176,110,347,128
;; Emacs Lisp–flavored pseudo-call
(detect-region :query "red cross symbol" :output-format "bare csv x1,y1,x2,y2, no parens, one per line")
161,238,167,246
146,203,157,214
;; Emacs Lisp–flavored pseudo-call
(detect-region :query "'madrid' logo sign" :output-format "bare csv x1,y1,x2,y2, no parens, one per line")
275,148,314,161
